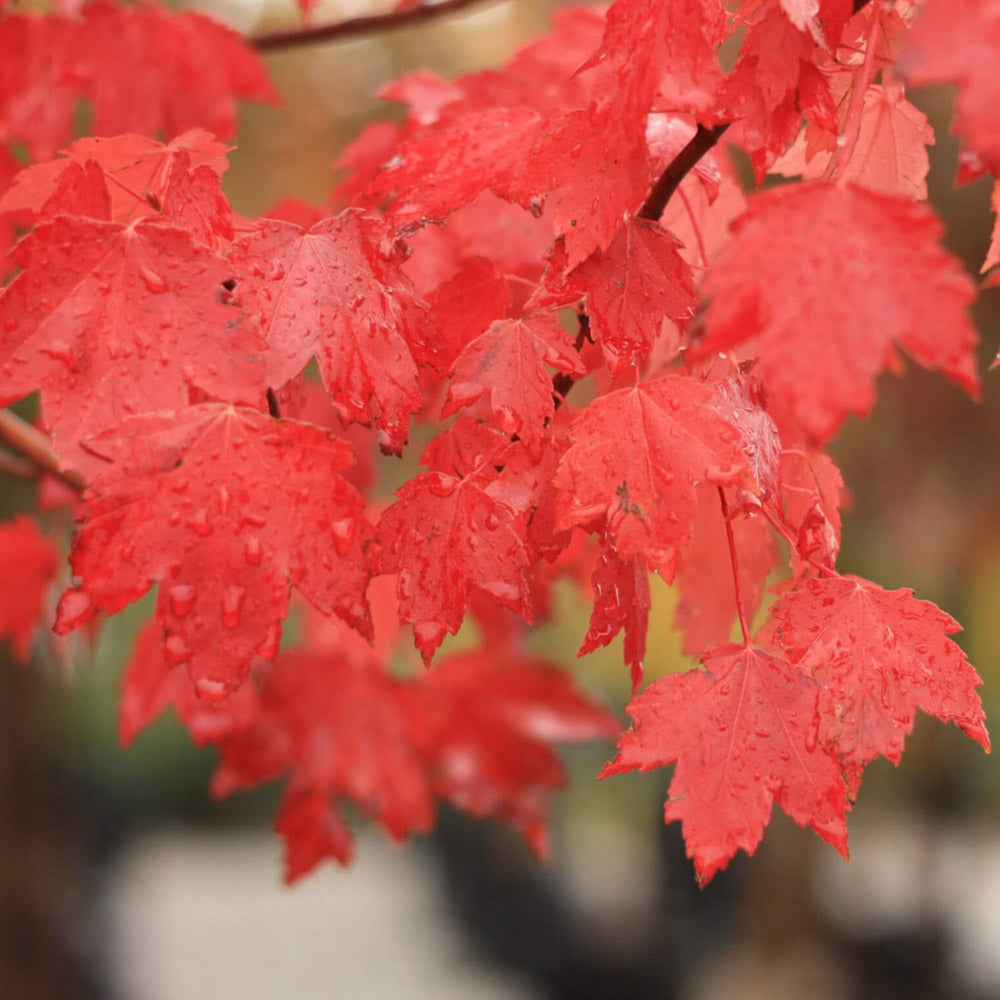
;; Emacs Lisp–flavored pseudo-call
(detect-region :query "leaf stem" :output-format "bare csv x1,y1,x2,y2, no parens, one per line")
0,411,85,493
718,486,751,645
825,0,882,181
250,0,502,52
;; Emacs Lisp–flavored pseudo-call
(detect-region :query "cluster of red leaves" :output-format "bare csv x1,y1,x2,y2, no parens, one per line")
0,0,995,882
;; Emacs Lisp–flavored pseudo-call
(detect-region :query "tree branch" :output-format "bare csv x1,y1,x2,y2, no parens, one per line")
638,123,730,222
0,412,85,494
251,0,502,52
635,0,873,221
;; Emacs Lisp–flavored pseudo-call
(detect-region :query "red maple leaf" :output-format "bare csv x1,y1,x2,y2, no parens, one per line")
773,82,935,201
601,642,849,883
554,375,747,578
904,0,1000,173
536,218,697,371
675,485,776,656
229,211,428,453
0,516,59,663
213,649,436,881
403,648,619,857
0,13,77,159
771,574,991,791
58,404,372,699
578,532,651,691
0,130,231,225
68,1,276,141
699,181,979,442
0,216,266,471
375,455,533,661
444,314,585,454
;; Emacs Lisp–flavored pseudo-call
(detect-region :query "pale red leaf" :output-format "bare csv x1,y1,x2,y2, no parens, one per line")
700,182,979,442
676,486,776,656
0,516,59,663
905,0,1000,173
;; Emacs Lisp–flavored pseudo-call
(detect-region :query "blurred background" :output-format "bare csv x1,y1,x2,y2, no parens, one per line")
3,0,1000,997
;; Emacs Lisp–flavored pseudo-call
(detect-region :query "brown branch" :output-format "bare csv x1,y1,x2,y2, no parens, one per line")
0,449,39,481
638,123,730,222
251,0,502,52
266,388,282,419
551,314,591,411
0,411,85,494
635,0,873,221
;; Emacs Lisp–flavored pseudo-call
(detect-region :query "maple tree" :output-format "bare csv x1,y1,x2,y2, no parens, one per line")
0,0,995,887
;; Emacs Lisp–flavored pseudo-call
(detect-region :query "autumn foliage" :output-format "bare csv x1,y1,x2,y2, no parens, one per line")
0,0,996,885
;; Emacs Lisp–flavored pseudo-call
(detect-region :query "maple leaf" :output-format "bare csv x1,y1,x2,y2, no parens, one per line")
718,9,837,177
374,107,541,231
773,83,935,201
773,449,844,573
213,649,435,881
119,616,259,748
699,182,980,442
0,516,59,663
68,1,276,142
0,130,231,224
404,648,619,857
423,256,510,377
676,486,776,656
537,218,697,371
58,404,372,699
554,375,747,579
504,107,650,270
443,314,585,453
0,216,266,472
229,211,428,454
0,13,77,159
375,459,533,661
904,0,1000,173
771,575,990,791
580,0,724,123
601,642,849,883
579,533,650,691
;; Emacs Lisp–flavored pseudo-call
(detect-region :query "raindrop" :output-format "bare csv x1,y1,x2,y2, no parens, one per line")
221,585,245,629
244,536,263,565
167,583,196,618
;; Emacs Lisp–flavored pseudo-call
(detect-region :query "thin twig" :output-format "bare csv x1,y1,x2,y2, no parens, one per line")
0,411,85,493
251,0,502,52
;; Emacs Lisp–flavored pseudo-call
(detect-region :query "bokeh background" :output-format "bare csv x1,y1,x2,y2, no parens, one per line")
2,1,1000,997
